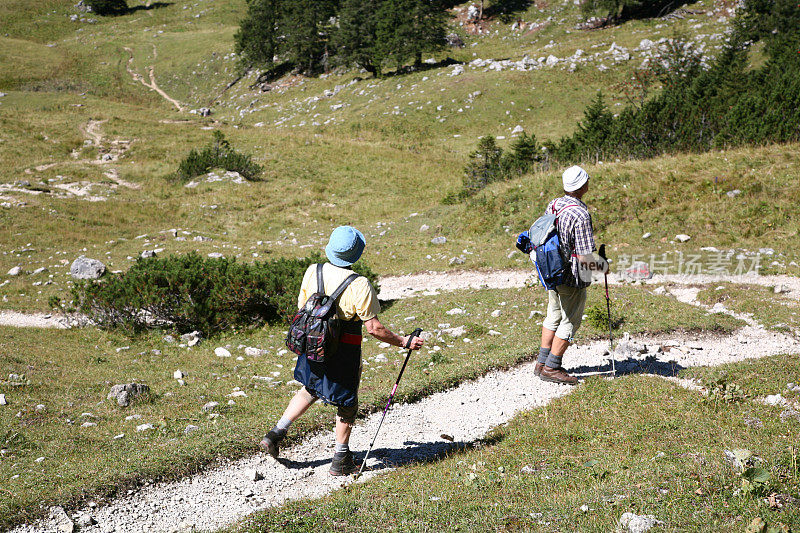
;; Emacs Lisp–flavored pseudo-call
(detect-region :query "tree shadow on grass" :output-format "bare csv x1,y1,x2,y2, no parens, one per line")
485,0,534,23
125,2,172,14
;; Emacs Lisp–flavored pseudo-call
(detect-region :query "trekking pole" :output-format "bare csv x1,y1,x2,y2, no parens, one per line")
598,244,615,377
355,328,423,479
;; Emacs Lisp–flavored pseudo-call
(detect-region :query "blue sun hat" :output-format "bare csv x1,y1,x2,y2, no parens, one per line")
325,226,366,267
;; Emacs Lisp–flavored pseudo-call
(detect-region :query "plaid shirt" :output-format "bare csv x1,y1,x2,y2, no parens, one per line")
545,195,596,288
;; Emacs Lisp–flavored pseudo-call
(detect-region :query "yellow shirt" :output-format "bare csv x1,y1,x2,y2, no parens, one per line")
298,263,381,321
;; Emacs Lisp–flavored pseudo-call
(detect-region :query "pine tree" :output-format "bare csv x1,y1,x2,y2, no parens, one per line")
463,136,503,194
572,92,614,161
280,0,338,75
376,0,446,72
335,0,384,76
234,0,282,69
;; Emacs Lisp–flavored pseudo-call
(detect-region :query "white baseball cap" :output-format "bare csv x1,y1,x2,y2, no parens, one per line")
562,165,589,192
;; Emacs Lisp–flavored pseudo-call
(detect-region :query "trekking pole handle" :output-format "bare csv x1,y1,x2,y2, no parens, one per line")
404,328,423,349
598,243,607,260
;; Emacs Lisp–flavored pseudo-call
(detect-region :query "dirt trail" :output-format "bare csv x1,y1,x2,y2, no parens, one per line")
124,45,185,112
10,274,800,532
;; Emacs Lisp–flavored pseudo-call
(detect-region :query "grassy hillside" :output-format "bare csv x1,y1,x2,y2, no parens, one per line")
1,0,799,528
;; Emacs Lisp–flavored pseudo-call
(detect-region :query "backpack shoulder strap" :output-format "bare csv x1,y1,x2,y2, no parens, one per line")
316,263,325,294
329,273,360,302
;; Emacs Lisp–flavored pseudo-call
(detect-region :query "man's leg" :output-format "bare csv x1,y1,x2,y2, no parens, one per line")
540,286,586,385
330,405,360,476
260,387,317,458
538,290,563,375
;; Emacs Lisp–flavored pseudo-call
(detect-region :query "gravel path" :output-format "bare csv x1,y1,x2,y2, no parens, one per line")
8,273,800,532
12,286,800,533
0,311,69,329
377,269,800,300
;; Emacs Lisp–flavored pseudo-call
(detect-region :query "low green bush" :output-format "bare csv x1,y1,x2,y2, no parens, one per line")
175,130,263,182
72,253,377,335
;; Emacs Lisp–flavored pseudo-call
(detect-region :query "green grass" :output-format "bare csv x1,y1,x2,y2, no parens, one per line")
696,284,800,335
0,285,741,528
235,355,800,533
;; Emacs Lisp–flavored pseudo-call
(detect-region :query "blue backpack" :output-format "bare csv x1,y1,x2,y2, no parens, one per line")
516,205,577,290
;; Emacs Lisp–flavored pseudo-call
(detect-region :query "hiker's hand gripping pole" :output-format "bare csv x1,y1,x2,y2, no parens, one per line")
598,245,615,377
355,328,423,479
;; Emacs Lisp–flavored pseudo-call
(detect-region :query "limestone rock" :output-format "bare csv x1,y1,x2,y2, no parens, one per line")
7,266,21,276
619,512,663,533
107,383,150,407
675,234,691,243
70,256,106,280
202,401,219,412
431,236,447,245
181,331,202,346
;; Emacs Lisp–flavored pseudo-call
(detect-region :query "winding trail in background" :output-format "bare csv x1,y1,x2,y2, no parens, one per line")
9,273,800,532
124,45,185,112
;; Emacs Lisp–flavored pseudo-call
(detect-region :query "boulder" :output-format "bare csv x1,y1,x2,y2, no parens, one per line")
107,383,150,407
431,236,447,245
446,32,464,48
0,394,7,405
214,347,232,358
675,234,691,242
624,261,653,280
618,512,663,533
7,266,21,276
181,331,202,346
70,256,106,280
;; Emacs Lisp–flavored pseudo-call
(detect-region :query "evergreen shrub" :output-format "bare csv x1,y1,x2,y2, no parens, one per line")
72,253,378,335
175,130,263,182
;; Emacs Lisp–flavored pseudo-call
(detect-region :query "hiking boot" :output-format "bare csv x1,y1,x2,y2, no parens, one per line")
539,366,578,385
534,362,544,376
329,450,360,476
259,429,286,459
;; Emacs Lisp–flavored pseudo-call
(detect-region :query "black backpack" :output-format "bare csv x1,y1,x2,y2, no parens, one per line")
285,264,359,363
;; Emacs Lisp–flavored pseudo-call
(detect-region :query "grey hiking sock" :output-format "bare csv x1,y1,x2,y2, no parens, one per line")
545,353,563,369
335,442,349,454
538,347,550,365
275,417,292,432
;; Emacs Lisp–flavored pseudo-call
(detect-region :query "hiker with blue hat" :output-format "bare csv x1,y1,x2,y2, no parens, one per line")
260,225,424,475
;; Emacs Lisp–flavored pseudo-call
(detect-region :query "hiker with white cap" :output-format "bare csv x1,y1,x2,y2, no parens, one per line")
260,225,424,475
534,166,608,385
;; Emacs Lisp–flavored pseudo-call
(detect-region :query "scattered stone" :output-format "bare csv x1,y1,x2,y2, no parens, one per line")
773,284,786,294
641,232,651,240
726,189,741,198
449,255,466,266
136,423,155,432
70,256,106,279
491,310,502,318
185,424,199,434
228,391,247,398
419,224,430,232
140,250,157,259
431,236,447,245
208,252,224,258
511,125,524,135
75,513,96,528
214,347,232,358
164,335,176,343
374,354,388,363
446,307,465,315
675,234,691,243
7,266,21,276
107,383,150,408
763,394,784,406
618,512,662,533
181,331,202,346
0,394,6,405
202,401,219,412
441,325,466,337
81,421,97,428
528,310,543,319
624,261,653,280
245,347,266,357
50,506,75,533
173,370,184,379
247,468,264,482
488,330,501,336
446,32,464,48
743,416,763,428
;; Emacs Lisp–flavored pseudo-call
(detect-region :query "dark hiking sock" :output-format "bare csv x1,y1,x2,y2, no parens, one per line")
545,353,563,369
538,347,550,365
